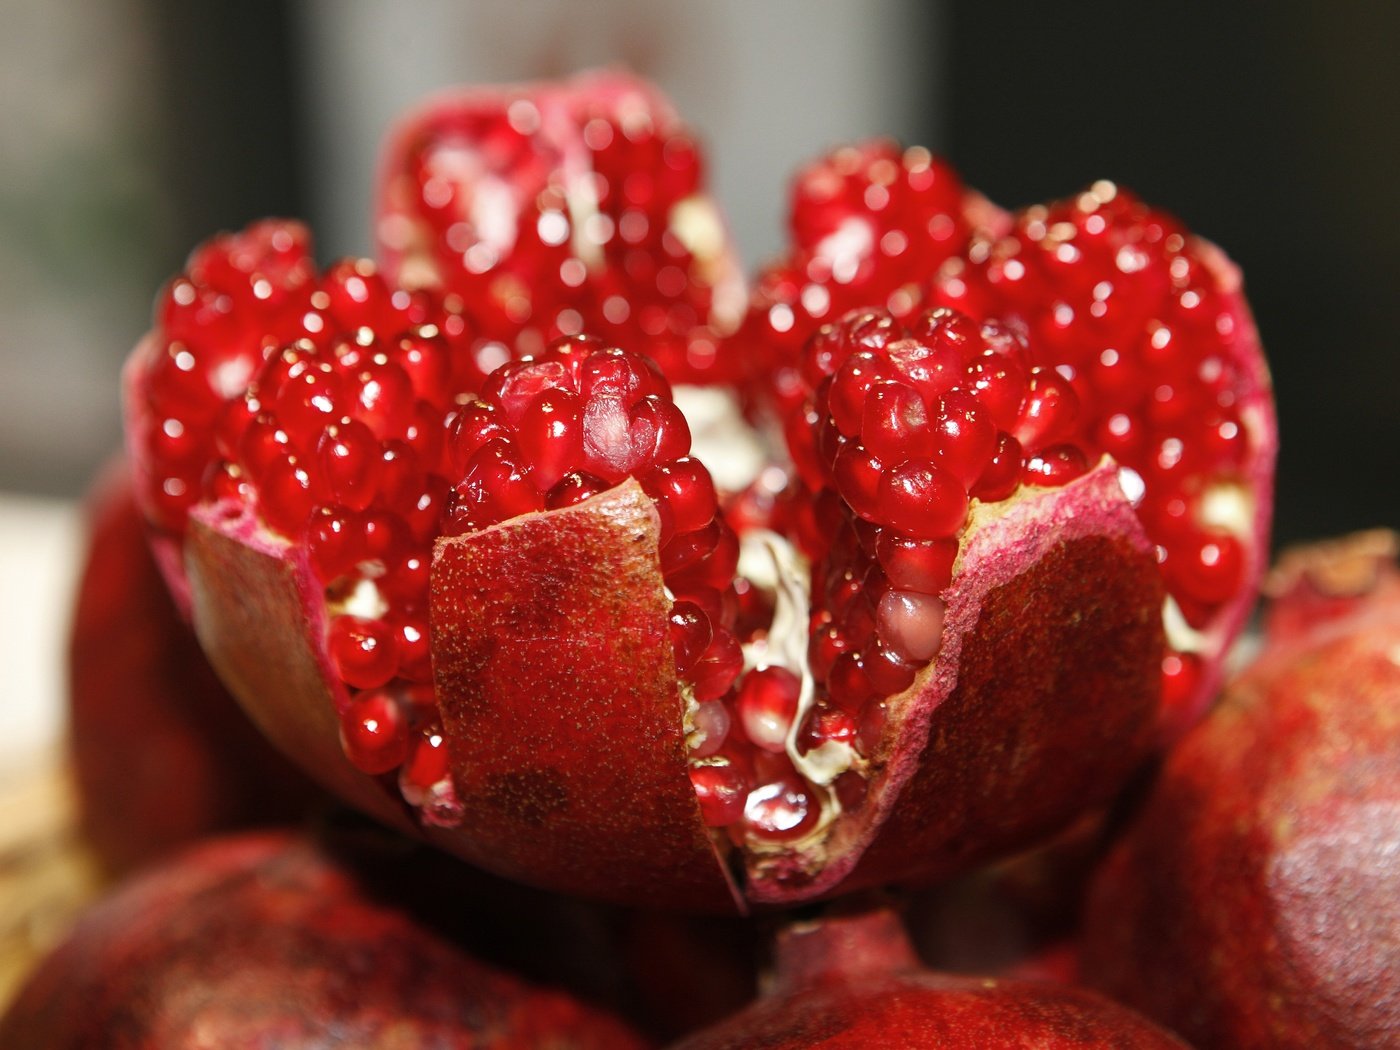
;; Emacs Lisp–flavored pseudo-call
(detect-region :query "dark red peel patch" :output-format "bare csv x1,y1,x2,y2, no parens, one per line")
430,479,742,912
184,505,418,839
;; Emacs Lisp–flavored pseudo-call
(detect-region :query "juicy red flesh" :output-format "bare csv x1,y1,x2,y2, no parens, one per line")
145,245,490,813
134,221,318,531
738,141,978,413
931,182,1267,725
781,307,1091,777
379,73,741,384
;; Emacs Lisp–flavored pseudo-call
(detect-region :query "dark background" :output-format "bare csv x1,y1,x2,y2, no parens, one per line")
10,2,1398,550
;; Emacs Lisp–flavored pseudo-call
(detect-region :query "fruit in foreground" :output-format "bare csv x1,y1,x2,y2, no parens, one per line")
0,830,647,1048
123,79,1275,911
148,291,1164,909
1082,530,1400,1048
68,460,311,874
667,908,1186,1048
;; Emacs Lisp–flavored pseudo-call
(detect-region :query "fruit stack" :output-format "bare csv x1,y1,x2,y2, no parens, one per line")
6,69,1394,1048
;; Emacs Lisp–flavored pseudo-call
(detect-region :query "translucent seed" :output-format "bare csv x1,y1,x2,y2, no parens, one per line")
877,590,946,662
736,667,802,754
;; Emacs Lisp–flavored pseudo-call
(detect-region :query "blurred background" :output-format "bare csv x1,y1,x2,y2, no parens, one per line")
1,0,1396,547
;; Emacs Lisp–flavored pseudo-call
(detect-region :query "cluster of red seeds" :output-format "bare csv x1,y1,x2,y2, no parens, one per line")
442,335,745,704
198,260,489,822
135,221,319,531
931,182,1261,711
791,306,1091,756
390,81,737,383
737,141,975,413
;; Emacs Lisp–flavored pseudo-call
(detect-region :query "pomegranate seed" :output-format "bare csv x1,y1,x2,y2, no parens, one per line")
318,420,382,512
743,765,820,843
736,667,802,754
668,600,713,675
876,534,956,594
400,725,451,805
689,700,731,759
875,460,967,538
328,616,399,691
689,762,749,827
876,590,946,662
339,689,409,774
691,629,743,702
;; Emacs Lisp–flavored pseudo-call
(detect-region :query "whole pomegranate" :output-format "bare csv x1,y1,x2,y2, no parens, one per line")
121,74,1273,913
0,830,648,1048
69,459,312,874
1082,530,1400,1048
667,908,1186,1048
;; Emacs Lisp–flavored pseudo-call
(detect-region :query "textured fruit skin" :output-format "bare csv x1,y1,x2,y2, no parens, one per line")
0,831,649,1049
68,461,311,874
1082,531,1400,1048
182,456,1162,911
668,909,1186,1049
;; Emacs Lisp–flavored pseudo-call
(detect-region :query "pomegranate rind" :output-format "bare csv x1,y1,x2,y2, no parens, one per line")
1163,238,1276,739
671,910,1187,1049
183,502,421,840
1082,533,1400,1049
430,479,743,912
69,461,311,874
0,831,648,1048
748,459,1163,905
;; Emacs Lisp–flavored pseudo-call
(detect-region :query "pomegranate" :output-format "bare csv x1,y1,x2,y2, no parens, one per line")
376,69,746,385
0,830,648,1048
666,908,1187,1048
743,154,1275,739
1082,530,1400,1048
68,459,312,874
121,79,1276,911
133,269,1166,908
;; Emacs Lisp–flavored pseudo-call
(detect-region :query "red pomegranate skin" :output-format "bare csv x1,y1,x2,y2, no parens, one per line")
668,909,1186,1049
0,830,650,1049
68,460,313,874
1082,530,1400,1048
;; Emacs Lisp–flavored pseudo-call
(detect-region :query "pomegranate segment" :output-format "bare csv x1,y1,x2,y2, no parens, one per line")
376,69,746,385
930,181,1275,735
127,219,318,534
736,140,1002,415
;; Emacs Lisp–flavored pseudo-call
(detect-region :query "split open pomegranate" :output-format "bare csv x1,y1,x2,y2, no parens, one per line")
121,74,1274,913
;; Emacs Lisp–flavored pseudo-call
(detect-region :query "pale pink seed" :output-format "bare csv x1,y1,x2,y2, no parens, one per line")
689,700,731,758
877,589,946,662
